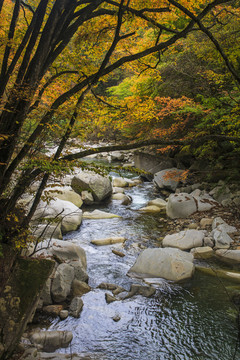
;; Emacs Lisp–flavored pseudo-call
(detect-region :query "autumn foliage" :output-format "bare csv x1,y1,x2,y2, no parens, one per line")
0,0,239,248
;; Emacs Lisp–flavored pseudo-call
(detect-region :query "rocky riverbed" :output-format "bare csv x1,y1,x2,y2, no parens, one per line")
15,151,240,360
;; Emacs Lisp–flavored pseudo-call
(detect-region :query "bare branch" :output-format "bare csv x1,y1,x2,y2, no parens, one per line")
28,70,79,113
21,1,35,14
106,0,178,34
91,89,126,109
61,135,240,162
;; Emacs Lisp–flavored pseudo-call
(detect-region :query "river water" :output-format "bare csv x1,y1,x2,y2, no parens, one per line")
47,171,240,360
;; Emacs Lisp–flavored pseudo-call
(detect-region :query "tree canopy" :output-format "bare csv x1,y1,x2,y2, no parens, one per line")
0,0,239,247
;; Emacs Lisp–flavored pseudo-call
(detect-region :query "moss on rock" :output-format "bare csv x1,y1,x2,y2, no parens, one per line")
0,256,54,360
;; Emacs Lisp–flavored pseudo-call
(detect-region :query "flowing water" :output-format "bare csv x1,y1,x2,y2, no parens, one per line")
47,171,240,360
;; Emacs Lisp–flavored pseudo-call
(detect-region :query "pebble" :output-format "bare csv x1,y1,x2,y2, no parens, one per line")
42,305,63,316
112,249,125,257
59,310,69,320
188,223,198,230
112,286,125,296
105,293,117,304
112,315,121,322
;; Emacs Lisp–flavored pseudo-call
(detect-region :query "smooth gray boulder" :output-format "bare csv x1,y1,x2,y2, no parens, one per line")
212,217,237,233
113,187,125,194
112,193,127,201
190,246,214,259
211,229,233,249
31,223,62,240
71,171,112,202
109,151,125,161
51,263,75,302
32,239,88,282
147,198,167,209
44,186,83,207
154,168,185,191
72,279,91,297
59,310,69,320
69,297,84,318
51,240,88,282
216,249,240,264
112,177,128,187
81,190,94,205
129,248,194,281
194,195,218,212
40,278,53,306
68,260,88,282
134,151,175,174
30,331,73,352
139,205,165,213
32,198,82,234
167,192,217,219
167,193,197,219
162,229,205,250
112,193,132,205
123,284,156,299
52,240,87,269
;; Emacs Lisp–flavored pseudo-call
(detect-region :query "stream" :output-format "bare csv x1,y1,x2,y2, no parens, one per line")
46,171,240,360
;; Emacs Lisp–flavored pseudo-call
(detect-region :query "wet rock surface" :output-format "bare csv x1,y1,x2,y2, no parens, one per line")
16,165,240,359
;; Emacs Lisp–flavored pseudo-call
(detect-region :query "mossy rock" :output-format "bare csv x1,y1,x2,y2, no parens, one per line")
0,256,54,360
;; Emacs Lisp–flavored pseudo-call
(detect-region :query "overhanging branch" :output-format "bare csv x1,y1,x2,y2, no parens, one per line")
60,135,240,162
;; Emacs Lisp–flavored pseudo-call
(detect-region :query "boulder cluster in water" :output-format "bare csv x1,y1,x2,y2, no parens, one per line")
18,153,240,359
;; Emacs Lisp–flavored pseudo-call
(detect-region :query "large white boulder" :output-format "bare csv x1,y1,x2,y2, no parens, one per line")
32,198,82,234
31,239,88,283
129,248,194,281
154,168,185,191
44,186,83,207
162,229,205,250
167,193,197,219
51,240,88,282
71,171,112,202
167,192,217,219
31,223,62,240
